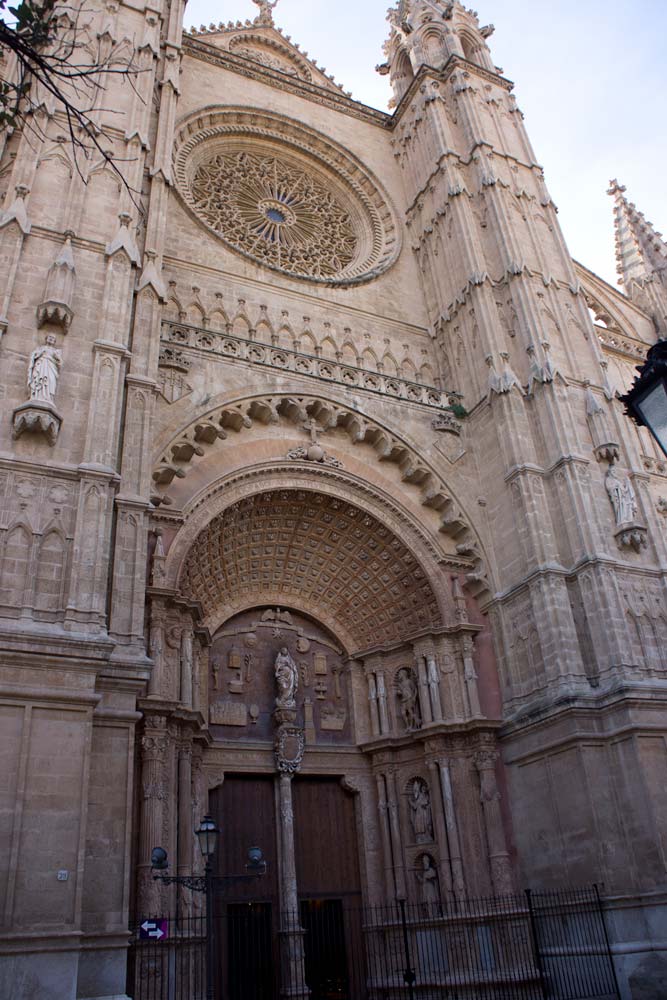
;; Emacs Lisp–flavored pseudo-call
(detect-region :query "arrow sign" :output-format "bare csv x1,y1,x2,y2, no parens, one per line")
140,919,169,941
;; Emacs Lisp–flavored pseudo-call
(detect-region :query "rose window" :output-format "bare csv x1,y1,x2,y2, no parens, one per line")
190,151,358,279
173,112,401,286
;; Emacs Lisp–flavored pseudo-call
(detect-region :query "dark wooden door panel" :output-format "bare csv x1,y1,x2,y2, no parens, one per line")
292,776,361,899
212,774,279,901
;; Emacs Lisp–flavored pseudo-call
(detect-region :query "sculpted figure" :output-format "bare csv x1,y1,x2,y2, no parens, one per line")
409,779,433,843
416,854,440,912
275,646,298,709
397,667,420,731
606,464,637,524
28,334,62,404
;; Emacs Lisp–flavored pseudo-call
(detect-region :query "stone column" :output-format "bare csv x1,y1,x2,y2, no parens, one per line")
148,600,166,697
367,672,380,737
461,636,482,718
137,716,169,914
376,773,396,899
416,657,433,725
177,740,193,912
180,626,193,709
377,671,389,734
385,769,406,899
436,758,466,898
427,760,453,896
427,655,443,722
475,750,513,895
277,773,308,999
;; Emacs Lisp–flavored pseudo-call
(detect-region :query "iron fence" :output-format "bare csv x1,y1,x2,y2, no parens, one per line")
127,886,620,1000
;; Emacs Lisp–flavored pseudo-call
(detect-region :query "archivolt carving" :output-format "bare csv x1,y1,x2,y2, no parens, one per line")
227,33,313,81
173,108,401,286
151,393,489,599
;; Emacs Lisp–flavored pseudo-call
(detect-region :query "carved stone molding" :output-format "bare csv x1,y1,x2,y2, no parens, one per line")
275,724,305,774
614,523,648,553
161,319,458,412
12,401,62,446
151,391,489,599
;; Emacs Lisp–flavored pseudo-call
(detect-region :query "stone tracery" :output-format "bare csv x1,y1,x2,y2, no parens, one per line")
191,150,358,279
173,108,402,286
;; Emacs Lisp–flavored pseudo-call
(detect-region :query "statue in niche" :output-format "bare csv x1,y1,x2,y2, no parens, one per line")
274,646,298,709
409,779,433,843
397,667,421,732
28,334,62,404
605,463,638,525
416,854,441,913
211,658,221,691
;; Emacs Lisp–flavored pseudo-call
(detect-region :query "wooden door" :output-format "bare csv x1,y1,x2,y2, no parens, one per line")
211,776,279,1000
293,777,364,1000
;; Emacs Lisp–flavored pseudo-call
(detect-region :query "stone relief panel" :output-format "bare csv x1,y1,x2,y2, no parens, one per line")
209,607,351,745
0,468,76,617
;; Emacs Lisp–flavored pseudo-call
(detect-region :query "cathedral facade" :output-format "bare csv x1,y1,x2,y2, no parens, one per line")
1,1,666,998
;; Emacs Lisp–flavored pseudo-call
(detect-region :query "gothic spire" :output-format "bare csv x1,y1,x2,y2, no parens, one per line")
608,179,667,290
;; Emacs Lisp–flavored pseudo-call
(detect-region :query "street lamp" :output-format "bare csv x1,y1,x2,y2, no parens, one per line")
151,817,266,1000
195,814,220,861
621,340,667,457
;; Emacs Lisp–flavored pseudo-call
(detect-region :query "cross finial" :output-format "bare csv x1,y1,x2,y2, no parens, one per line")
252,0,280,25
302,418,321,444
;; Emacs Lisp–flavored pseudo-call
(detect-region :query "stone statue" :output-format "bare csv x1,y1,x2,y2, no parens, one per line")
409,779,433,843
275,646,298,709
606,464,637,524
28,334,62,404
252,0,279,24
416,854,440,912
397,667,420,731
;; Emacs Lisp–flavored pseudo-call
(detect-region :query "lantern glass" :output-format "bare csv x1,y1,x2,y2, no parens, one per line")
195,815,220,859
635,378,667,457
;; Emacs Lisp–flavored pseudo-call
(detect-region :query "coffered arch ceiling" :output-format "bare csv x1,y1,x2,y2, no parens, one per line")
180,489,443,652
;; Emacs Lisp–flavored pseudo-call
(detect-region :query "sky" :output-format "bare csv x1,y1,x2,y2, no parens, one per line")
183,0,667,289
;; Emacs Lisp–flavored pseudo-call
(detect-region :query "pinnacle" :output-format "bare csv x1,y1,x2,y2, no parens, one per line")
608,179,667,289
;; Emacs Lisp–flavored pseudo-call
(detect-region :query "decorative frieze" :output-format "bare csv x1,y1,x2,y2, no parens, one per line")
161,319,461,415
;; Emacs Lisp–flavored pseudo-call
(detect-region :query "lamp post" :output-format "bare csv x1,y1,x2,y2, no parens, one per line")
151,815,266,1000
621,340,667,457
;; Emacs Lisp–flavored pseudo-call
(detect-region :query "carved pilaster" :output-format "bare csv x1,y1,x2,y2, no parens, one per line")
436,758,465,898
138,716,169,914
385,769,406,899
376,773,396,900
426,654,444,722
416,656,433,725
367,671,380,737
426,760,453,897
180,626,194,708
461,635,482,718
376,671,389,734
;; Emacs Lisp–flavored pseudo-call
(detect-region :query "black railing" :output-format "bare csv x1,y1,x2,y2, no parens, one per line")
127,887,620,1000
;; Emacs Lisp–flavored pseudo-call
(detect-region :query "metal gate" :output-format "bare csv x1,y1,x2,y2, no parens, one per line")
127,887,620,1000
